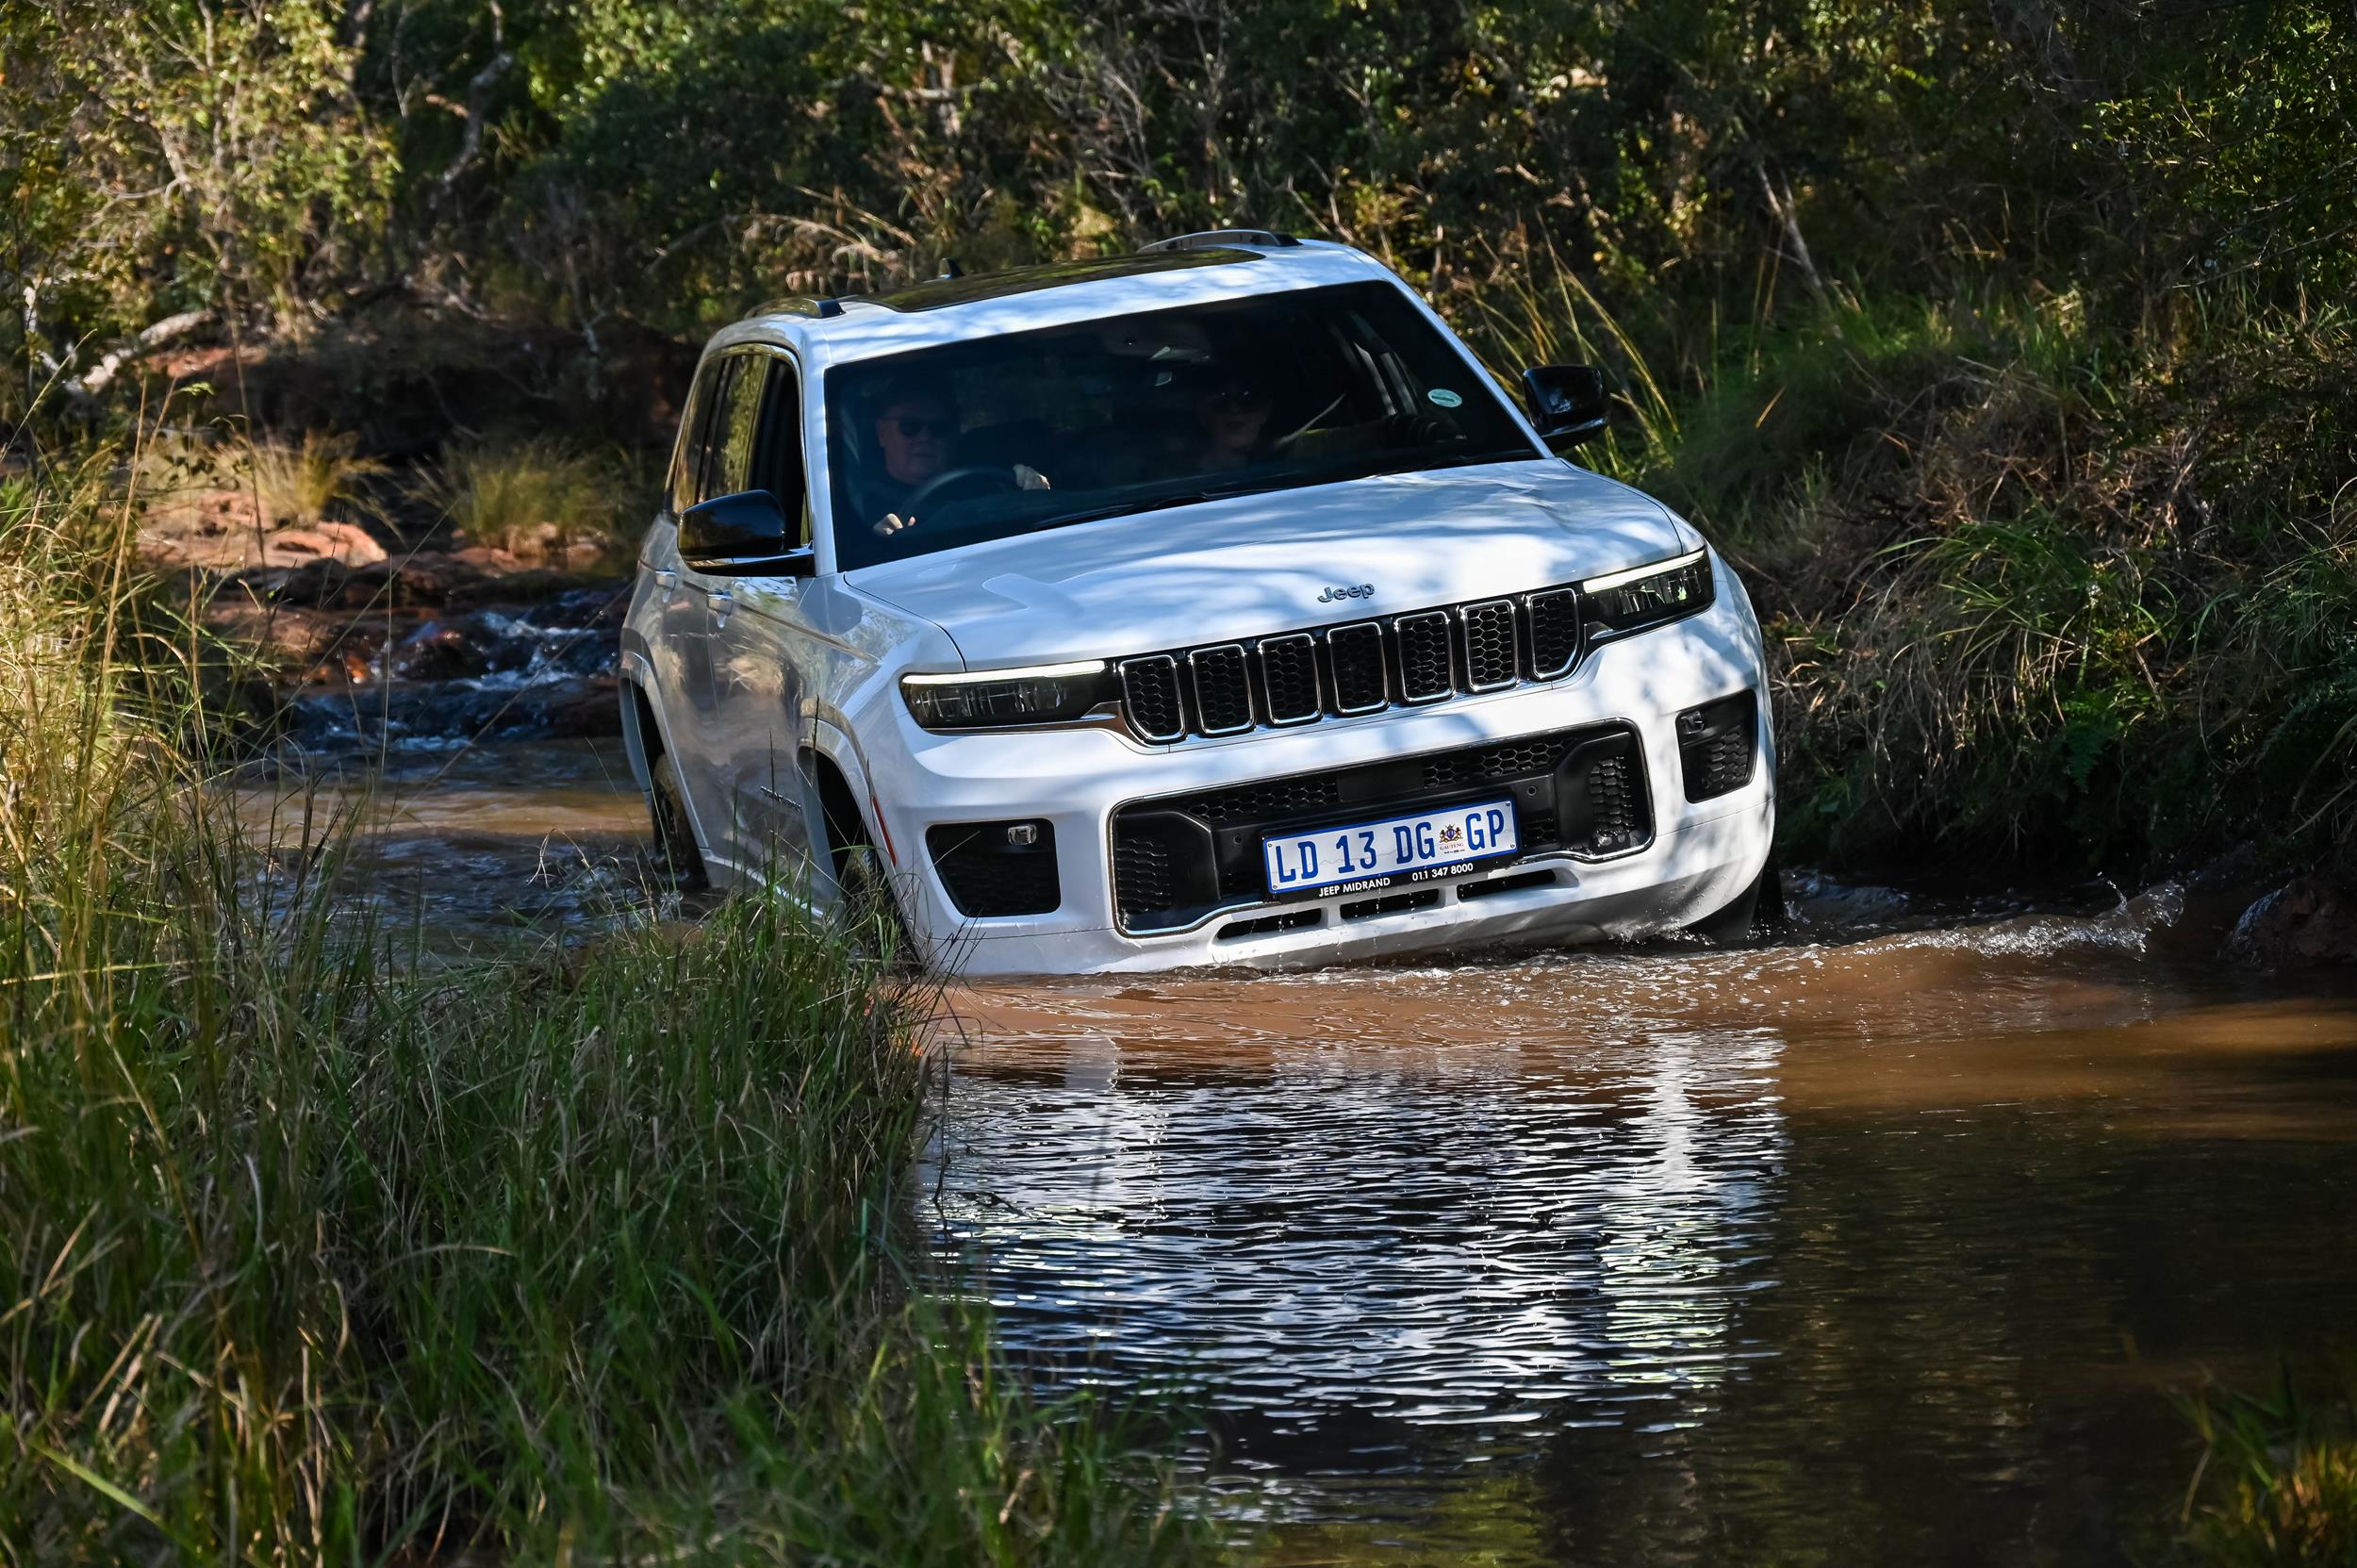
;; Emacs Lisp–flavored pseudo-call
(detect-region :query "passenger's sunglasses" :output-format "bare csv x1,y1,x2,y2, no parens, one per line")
890,415,956,438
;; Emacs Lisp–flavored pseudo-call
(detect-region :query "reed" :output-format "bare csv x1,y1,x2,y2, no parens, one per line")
0,446,1208,1562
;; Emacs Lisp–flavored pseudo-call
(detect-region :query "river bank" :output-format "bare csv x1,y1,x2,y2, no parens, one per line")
0,479,1210,1561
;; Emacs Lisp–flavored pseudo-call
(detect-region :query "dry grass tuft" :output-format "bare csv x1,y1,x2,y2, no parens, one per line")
420,438,641,560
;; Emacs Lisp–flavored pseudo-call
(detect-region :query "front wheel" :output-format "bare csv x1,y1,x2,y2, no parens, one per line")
646,751,709,891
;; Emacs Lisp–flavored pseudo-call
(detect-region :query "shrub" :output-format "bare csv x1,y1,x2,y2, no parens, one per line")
421,438,642,559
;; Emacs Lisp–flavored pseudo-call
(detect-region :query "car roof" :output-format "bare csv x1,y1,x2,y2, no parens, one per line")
710,239,1411,371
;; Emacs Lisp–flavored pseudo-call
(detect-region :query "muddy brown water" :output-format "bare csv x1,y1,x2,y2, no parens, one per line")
255,739,2357,1564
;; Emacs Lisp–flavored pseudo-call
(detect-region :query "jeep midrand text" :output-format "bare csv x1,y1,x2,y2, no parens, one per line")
620,231,1774,975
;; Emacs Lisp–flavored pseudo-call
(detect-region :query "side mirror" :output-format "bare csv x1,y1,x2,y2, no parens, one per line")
1520,365,1609,451
678,490,815,577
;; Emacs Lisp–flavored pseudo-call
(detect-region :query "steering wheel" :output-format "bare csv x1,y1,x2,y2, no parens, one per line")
905,464,1025,516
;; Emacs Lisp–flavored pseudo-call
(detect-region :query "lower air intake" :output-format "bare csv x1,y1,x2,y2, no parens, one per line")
927,820,1061,917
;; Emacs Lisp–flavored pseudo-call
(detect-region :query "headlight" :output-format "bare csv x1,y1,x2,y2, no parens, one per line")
1580,549,1714,639
899,660,1115,731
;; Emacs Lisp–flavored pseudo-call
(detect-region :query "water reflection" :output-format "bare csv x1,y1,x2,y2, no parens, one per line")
931,900,2357,1562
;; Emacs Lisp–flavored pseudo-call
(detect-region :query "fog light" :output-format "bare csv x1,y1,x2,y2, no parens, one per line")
1677,692,1756,801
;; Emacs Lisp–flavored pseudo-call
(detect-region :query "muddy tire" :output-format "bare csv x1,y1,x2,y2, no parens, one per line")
1688,864,1780,946
646,751,709,891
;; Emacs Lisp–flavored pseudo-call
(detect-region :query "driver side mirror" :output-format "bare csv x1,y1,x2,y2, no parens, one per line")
678,489,815,577
1520,365,1610,451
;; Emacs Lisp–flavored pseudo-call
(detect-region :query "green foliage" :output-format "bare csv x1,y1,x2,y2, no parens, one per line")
231,429,390,525
2184,1368,2357,1566
1,0,2350,874
420,437,645,557
0,466,1211,1562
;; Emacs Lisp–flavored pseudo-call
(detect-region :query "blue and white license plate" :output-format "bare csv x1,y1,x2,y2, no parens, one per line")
1262,799,1519,898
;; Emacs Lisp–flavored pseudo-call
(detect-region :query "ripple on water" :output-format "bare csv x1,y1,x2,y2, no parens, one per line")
928,902,2357,1557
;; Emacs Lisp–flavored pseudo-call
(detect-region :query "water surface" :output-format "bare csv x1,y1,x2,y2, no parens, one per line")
931,888,2357,1564
249,739,2357,1563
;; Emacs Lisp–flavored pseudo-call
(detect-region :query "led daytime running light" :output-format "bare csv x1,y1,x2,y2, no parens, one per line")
1580,550,1714,638
900,661,1113,731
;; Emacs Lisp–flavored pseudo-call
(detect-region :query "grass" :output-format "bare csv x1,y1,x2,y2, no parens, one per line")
420,438,642,560
2183,1368,2357,1565
0,452,1212,1561
1456,251,2357,880
232,429,391,527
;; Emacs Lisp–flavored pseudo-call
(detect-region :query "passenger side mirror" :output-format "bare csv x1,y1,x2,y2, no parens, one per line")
1520,365,1610,451
678,489,815,577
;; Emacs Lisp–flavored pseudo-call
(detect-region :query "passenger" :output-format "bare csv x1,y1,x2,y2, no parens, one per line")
1187,371,1273,473
863,383,957,536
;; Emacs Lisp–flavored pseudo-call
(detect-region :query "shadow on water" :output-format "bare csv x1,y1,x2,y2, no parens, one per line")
927,887,2357,1565
237,743,2357,1562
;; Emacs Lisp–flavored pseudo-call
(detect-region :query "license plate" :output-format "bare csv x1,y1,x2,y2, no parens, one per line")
1261,799,1519,898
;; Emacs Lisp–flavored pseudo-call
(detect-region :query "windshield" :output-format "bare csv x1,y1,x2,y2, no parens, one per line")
823,280,1541,570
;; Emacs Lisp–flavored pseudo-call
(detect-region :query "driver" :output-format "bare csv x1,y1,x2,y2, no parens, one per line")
1184,369,1273,473
865,380,1050,538
866,383,959,537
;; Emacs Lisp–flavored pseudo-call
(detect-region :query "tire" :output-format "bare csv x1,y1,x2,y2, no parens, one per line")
1687,864,1781,947
646,751,709,891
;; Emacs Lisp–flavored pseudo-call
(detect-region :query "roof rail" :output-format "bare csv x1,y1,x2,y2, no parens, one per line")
1139,228,1299,255
750,295,848,320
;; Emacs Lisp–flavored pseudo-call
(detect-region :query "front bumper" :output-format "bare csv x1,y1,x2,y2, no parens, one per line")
865,593,1773,976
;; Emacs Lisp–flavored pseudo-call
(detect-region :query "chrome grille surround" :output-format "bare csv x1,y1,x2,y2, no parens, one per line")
1116,654,1187,743
1459,599,1520,692
1394,611,1455,703
1187,644,1256,735
1257,633,1322,725
1113,577,1607,742
1523,587,1582,680
1327,621,1388,714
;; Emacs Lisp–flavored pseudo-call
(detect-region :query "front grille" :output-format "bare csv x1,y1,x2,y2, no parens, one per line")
1109,721,1652,933
1329,622,1387,713
1461,600,1518,690
1112,577,1604,742
1260,634,1320,724
927,820,1061,917
1526,588,1581,679
1395,611,1454,702
1118,655,1185,743
1190,645,1253,734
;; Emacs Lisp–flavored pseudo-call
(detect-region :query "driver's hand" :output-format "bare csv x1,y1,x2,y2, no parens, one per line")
874,511,916,537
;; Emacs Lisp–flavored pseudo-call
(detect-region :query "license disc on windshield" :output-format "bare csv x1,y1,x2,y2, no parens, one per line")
1262,799,1519,898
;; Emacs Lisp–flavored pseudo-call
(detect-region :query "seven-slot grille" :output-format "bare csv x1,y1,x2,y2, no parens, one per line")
1114,584,1586,741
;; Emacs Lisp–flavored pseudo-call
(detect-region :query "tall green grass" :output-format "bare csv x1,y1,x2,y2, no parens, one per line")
0,456,1209,1561
1459,252,2357,877
2183,1368,2357,1566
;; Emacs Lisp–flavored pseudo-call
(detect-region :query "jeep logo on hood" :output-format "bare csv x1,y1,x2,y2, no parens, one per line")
1317,583,1376,604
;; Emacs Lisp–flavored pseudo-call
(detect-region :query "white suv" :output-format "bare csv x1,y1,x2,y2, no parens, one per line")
619,232,1773,975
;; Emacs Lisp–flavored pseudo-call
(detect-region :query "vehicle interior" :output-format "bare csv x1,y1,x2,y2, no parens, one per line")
823,280,1538,569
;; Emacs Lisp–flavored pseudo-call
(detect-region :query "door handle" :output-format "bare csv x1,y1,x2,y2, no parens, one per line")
653,568,679,591
706,587,734,627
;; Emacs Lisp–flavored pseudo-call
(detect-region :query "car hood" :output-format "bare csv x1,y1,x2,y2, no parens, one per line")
843,459,1701,668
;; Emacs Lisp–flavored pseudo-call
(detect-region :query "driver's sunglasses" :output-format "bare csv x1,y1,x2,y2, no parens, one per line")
891,415,956,438
1209,387,1265,413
